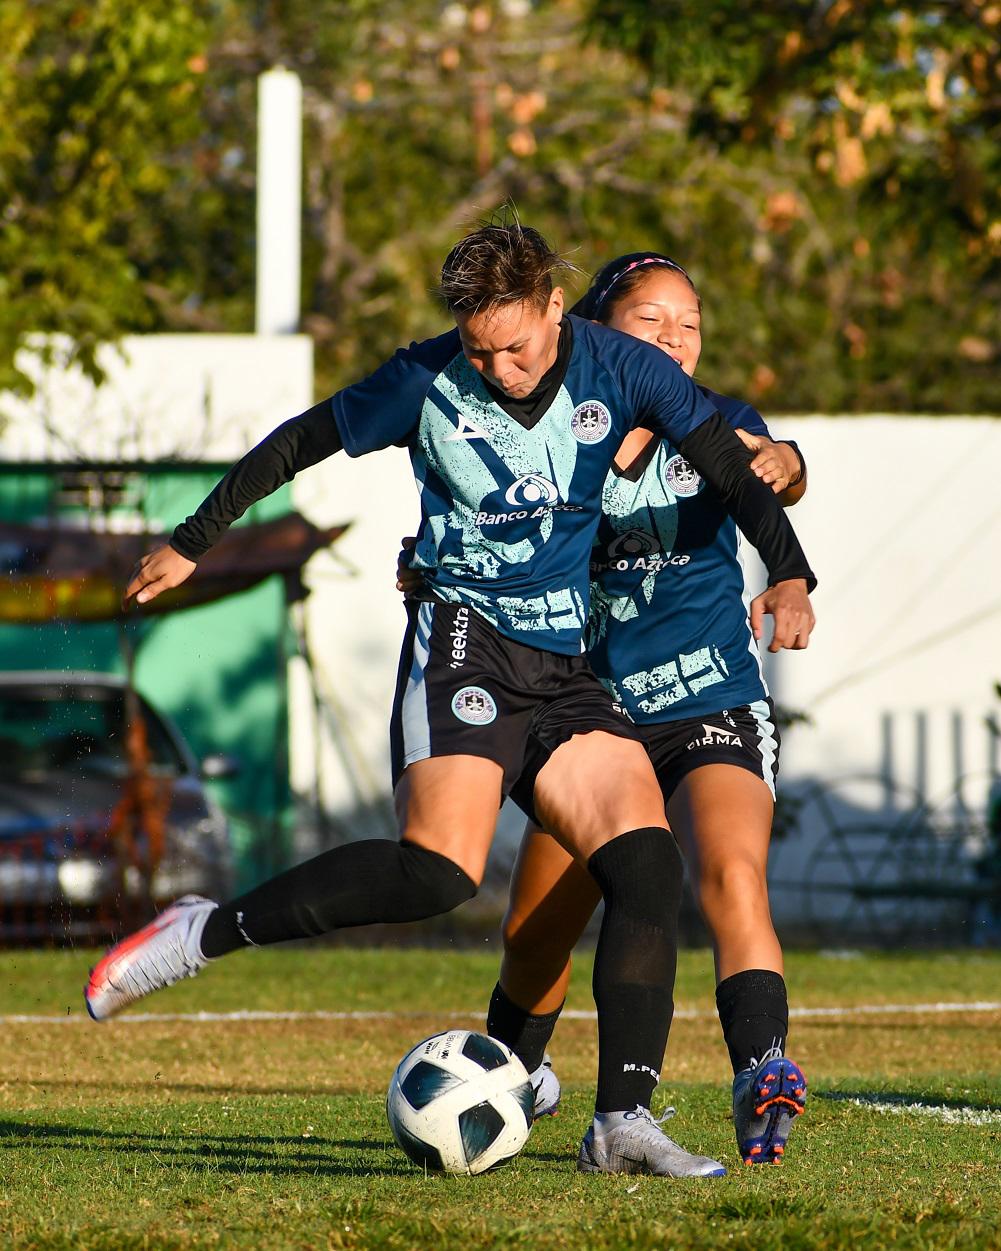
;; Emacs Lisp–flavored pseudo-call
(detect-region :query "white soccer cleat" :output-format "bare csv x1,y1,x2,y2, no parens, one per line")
530,1054,562,1119
85,894,217,1021
578,1106,726,1177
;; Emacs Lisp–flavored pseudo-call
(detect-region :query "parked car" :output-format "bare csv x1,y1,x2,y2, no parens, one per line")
0,671,235,943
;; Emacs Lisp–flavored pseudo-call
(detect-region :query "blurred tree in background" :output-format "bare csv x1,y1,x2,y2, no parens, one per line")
581,0,1001,409
1,0,998,412
0,0,216,396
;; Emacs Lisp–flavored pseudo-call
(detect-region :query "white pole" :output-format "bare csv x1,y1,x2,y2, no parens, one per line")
256,67,302,335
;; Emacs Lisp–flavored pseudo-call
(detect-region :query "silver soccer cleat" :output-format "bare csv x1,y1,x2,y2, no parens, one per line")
85,894,217,1021
578,1106,726,1177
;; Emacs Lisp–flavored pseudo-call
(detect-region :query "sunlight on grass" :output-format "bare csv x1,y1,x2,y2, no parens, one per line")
2,948,999,1249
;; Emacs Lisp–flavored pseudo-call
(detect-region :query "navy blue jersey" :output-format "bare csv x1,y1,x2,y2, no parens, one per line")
586,387,772,720
333,316,717,654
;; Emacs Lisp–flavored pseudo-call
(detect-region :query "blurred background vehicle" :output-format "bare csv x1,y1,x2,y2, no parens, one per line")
0,671,236,944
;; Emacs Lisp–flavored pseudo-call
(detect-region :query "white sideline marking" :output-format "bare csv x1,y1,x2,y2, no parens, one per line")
4,1000,1000,1026
584,1001,1001,1021
787,1000,1001,1020
824,1093,1001,1127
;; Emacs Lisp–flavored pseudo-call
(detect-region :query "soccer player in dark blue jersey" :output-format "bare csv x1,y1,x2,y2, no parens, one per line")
86,224,814,1177
481,254,811,1168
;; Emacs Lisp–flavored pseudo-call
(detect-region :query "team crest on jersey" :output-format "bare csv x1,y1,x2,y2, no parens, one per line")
663,454,702,497
607,529,659,561
504,473,559,508
570,400,611,444
451,686,497,725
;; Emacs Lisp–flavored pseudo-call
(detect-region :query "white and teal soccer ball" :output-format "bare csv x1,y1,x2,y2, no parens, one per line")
386,1029,533,1175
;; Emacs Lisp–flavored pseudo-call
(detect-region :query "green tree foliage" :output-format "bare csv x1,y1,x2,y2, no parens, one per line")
580,0,1001,410
0,0,216,396
202,0,701,392
2,0,997,413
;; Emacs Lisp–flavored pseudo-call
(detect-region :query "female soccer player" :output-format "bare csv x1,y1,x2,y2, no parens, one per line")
483,253,810,1167
87,224,814,1177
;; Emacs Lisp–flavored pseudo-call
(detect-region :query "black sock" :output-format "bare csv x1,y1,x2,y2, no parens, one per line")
486,982,563,1074
715,969,789,1074
588,827,683,1114
200,839,476,957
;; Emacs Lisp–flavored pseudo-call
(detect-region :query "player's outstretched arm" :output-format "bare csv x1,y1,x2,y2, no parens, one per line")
123,398,344,608
171,399,344,561
123,546,197,607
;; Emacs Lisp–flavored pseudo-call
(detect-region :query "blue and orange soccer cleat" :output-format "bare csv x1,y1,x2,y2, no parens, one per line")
732,1047,807,1165
85,895,217,1021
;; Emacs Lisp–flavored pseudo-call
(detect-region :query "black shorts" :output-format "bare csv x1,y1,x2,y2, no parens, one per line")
510,698,781,821
639,699,781,803
389,599,640,793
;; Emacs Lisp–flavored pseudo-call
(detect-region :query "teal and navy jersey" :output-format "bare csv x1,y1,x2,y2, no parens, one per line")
333,315,717,655
586,387,771,721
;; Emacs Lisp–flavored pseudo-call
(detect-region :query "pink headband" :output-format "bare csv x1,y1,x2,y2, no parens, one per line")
593,256,690,315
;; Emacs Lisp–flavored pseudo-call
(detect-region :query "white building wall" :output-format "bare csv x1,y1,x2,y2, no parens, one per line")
746,416,1001,930
759,416,1001,778
2,334,313,464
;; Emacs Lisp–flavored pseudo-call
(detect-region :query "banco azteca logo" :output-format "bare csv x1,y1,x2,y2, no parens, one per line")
607,529,659,562
570,400,611,444
451,686,497,725
663,454,701,497
504,473,559,508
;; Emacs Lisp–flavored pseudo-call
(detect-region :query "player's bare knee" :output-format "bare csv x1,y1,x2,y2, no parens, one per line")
500,904,531,955
696,856,768,916
545,776,667,857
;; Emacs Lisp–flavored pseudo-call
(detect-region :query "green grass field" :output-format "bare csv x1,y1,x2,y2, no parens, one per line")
2,946,1000,1250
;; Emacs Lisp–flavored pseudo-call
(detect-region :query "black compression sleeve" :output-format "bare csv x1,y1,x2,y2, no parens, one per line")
199,839,477,954
679,413,817,591
170,398,343,560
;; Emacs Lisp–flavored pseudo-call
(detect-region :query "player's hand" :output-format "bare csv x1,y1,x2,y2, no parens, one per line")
735,429,799,494
123,544,196,608
396,535,424,596
749,579,814,653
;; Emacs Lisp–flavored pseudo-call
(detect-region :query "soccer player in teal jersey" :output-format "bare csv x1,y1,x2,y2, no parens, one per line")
87,224,814,1177
480,254,810,1168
